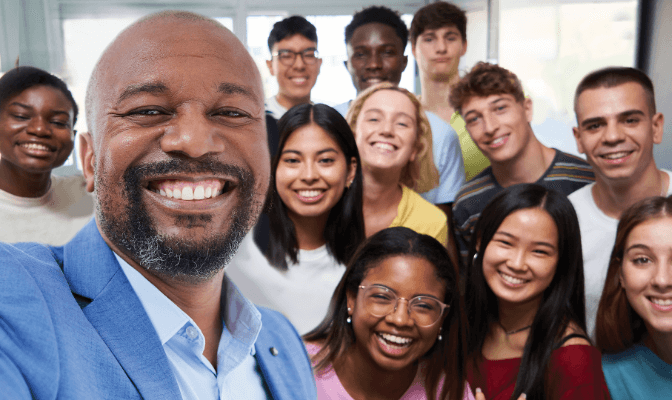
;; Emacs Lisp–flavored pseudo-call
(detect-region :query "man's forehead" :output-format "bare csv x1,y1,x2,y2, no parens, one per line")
464,94,515,111
350,23,404,48
576,83,649,119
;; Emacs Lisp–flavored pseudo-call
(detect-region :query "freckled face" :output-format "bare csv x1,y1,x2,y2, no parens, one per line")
482,208,559,308
620,217,672,335
0,85,75,175
83,18,269,279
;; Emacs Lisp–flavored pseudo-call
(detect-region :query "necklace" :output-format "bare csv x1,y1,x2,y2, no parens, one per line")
500,323,532,335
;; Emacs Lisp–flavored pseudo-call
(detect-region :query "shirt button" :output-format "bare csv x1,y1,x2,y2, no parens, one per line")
186,326,199,340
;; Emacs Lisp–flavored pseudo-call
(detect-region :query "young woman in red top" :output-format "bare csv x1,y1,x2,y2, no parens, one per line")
464,184,610,400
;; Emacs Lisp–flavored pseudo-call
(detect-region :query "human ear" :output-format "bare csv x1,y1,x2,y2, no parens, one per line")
346,290,356,316
652,112,665,144
573,126,585,154
524,98,533,123
266,59,275,76
79,133,95,193
346,157,357,187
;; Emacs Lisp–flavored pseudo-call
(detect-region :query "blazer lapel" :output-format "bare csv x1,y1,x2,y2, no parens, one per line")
62,221,182,400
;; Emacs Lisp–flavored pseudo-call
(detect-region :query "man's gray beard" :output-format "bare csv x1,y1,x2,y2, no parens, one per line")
96,159,259,282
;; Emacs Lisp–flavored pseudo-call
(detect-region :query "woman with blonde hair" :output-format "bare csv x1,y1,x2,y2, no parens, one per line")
346,82,447,245
596,196,672,399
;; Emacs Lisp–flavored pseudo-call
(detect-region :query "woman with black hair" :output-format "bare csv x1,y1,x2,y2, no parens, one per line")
464,184,610,399
0,66,93,245
304,227,473,400
226,103,365,334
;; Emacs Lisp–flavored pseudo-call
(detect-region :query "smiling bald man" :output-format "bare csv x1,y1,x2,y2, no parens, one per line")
0,11,315,400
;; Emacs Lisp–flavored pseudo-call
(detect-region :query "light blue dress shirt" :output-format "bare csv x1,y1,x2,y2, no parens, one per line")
116,254,269,400
334,101,465,204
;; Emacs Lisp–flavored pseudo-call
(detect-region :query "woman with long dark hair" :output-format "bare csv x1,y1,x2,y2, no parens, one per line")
596,196,672,399
226,103,365,334
304,227,473,400
464,184,609,399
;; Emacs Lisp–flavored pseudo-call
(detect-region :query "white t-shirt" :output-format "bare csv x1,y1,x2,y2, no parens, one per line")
0,174,94,246
569,169,672,335
265,96,288,120
225,233,345,334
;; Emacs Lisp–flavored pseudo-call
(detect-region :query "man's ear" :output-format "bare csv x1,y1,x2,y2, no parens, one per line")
401,55,408,73
573,126,585,154
523,97,533,123
461,40,468,57
266,59,275,76
79,133,96,193
652,112,665,145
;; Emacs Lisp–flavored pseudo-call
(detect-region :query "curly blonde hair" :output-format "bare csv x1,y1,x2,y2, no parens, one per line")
345,82,439,193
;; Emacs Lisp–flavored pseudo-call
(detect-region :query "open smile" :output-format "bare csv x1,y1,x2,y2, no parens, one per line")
147,177,234,201
372,142,397,153
295,189,326,203
376,332,414,356
18,141,57,156
488,135,509,149
499,271,529,287
649,296,672,311
598,150,634,164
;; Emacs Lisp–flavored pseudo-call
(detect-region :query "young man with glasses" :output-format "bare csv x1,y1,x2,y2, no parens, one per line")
266,16,322,120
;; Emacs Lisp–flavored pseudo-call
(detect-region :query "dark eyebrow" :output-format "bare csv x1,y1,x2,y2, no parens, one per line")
369,284,442,301
625,243,651,253
117,83,168,104
218,82,259,103
619,110,646,119
9,102,71,118
580,116,606,128
281,148,338,156
489,97,511,106
495,231,556,249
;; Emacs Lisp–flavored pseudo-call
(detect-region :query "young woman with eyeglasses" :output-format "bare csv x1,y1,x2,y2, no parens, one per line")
596,196,672,399
304,227,474,400
226,103,365,334
464,184,610,400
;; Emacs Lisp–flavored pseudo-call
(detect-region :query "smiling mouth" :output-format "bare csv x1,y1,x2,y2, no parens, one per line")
499,271,528,286
289,77,308,84
147,178,232,201
373,142,396,152
19,142,56,153
295,189,326,203
377,332,413,350
600,150,633,161
489,135,509,148
649,297,672,308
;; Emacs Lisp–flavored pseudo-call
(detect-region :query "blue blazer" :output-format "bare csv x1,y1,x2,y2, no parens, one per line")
0,220,316,399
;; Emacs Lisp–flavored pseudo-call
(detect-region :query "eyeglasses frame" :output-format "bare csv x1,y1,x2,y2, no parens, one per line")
271,48,320,66
357,284,450,327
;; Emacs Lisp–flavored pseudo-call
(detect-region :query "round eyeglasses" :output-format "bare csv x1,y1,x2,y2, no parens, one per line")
272,48,320,66
358,284,449,327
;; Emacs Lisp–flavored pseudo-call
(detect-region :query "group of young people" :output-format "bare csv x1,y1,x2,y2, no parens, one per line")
0,2,670,400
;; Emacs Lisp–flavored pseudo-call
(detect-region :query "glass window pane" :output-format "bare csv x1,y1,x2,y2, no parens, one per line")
498,0,638,155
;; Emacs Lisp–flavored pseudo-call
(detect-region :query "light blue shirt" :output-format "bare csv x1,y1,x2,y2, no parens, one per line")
334,101,464,204
116,254,269,400
602,344,672,400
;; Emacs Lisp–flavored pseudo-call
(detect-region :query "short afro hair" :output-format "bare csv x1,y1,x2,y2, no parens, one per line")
345,6,408,50
0,66,78,124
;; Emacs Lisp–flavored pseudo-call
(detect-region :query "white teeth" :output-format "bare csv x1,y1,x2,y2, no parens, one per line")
159,189,166,196
373,143,395,151
379,333,413,345
651,298,672,306
602,151,630,159
291,77,307,83
194,186,205,200
166,188,173,198
500,272,526,285
298,190,322,198
21,143,51,151
173,188,182,199
181,187,194,200
205,187,212,198
492,136,506,146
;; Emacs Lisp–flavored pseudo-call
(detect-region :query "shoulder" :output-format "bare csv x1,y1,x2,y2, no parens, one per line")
543,151,595,184
453,169,497,218
400,187,447,224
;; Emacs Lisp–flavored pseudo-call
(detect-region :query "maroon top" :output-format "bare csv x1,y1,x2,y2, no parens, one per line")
467,345,610,400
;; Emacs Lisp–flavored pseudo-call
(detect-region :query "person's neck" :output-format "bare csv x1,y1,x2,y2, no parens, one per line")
276,93,310,111
335,345,417,400
418,72,460,122
289,212,328,250
491,136,555,188
497,297,540,336
361,167,404,236
106,238,224,370
0,160,52,198
644,330,672,365
592,163,667,219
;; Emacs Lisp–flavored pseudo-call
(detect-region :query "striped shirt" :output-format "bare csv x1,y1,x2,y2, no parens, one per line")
452,149,594,263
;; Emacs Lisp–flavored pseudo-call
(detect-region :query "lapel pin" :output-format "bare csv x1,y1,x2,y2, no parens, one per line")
270,347,279,356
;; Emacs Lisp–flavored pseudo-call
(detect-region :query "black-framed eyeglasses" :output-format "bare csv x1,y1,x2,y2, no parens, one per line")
272,48,319,66
358,284,449,327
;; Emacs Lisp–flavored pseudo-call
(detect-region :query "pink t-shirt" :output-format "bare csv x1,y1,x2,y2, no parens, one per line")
306,343,475,400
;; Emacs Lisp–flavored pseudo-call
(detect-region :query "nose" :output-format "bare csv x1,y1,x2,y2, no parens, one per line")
602,122,625,144
506,249,527,272
483,112,499,136
300,161,319,184
160,107,226,158
366,52,382,70
652,261,672,289
386,298,414,327
436,38,447,53
27,116,51,137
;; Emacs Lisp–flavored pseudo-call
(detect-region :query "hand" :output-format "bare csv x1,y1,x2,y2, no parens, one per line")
474,387,526,400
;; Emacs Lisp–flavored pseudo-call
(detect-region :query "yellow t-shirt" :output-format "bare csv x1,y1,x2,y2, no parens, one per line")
451,112,490,181
390,186,448,246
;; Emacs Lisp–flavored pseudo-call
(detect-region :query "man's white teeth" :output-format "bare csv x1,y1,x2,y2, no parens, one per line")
21,143,51,151
374,143,395,151
651,298,672,306
602,151,630,159
155,184,221,201
292,77,307,84
379,333,413,345
492,136,506,146
500,272,526,285
298,190,322,198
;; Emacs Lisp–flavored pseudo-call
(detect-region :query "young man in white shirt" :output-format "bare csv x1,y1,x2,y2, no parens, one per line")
265,16,322,120
569,67,669,335
410,1,489,181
